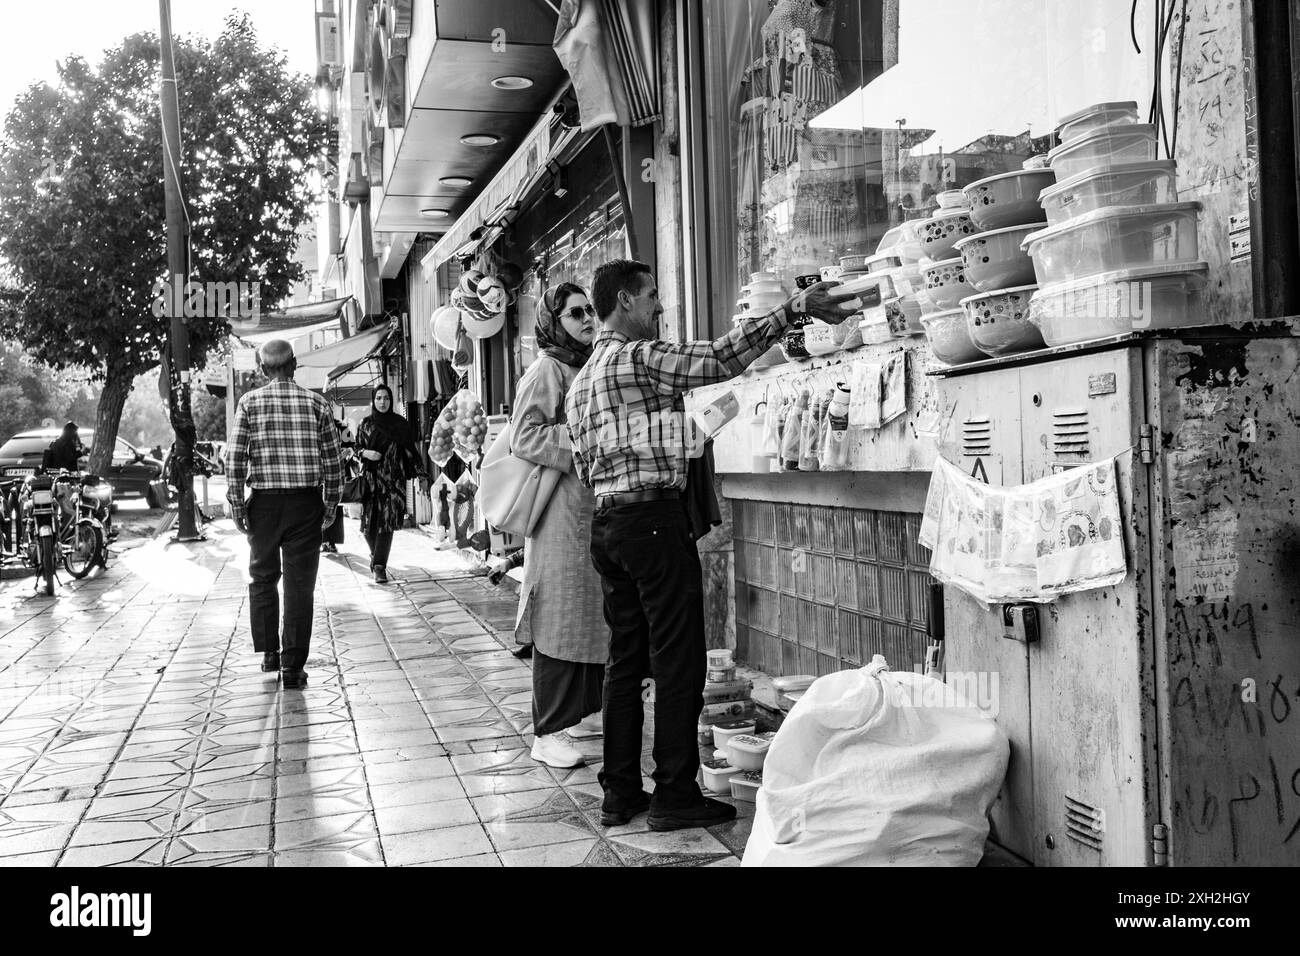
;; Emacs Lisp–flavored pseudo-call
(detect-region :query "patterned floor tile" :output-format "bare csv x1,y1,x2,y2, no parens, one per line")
380,823,494,866
275,791,371,823
274,811,377,851
273,843,384,867
450,749,557,797
606,828,733,867
167,823,272,859
497,838,607,867
373,797,478,835
59,838,167,867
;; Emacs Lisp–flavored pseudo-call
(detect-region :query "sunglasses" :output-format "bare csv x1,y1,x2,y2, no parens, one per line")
563,304,596,321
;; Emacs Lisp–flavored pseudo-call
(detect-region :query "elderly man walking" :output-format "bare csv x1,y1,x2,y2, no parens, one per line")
566,259,856,830
226,339,343,688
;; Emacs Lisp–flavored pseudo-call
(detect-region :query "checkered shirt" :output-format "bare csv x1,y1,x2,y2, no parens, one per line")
565,307,789,497
225,379,343,527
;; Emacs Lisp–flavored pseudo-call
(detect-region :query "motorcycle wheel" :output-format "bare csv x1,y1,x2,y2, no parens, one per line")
63,522,101,579
37,536,56,595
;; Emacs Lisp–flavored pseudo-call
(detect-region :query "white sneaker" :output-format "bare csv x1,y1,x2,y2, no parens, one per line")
567,713,604,739
530,733,585,768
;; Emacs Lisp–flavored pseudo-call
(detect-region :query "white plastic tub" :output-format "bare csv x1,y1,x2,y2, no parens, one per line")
963,168,1055,231
958,285,1045,356
920,257,972,310
1022,201,1201,285
701,758,739,794
1039,160,1178,226
918,209,978,260
921,308,988,365
1056,100,1140,144
1029,262,1209,346
1048,123,1158,181
954,224,1039,292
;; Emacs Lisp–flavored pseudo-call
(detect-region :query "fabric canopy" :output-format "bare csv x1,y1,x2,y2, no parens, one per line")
296,324,390,371
227,296,353,340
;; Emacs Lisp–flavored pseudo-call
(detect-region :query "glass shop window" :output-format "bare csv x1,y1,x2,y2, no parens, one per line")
696,0,1155,342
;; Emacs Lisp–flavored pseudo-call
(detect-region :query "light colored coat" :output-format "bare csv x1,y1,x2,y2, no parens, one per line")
510,354,608,663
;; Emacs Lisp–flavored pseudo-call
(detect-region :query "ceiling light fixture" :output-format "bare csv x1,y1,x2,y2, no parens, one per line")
460,133,500,147
491,75,534,91
439,176,472,187
419,208,451,219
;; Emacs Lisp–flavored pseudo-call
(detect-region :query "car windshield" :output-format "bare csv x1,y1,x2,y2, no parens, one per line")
0,437,52,458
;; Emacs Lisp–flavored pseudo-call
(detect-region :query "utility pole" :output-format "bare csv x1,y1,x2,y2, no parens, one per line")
159,0,200,540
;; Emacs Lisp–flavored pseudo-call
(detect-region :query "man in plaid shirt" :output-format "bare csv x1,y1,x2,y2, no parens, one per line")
566,259,856,831
226,339,343,689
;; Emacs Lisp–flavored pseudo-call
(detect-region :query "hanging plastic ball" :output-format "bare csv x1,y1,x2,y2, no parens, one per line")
431,305,462,350
462,308,505,340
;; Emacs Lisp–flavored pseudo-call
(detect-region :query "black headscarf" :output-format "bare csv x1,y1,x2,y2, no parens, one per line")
363,385,414,450
536,283,594,368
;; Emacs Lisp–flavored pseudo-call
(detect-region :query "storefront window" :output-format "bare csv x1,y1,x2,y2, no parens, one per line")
694,0,1154,340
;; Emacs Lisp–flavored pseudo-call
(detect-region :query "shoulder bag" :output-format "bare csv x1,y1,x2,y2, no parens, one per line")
478,426,562,537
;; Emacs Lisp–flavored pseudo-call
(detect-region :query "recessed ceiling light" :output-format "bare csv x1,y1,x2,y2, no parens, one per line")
491,75,534,90
439,176,472,187
460,133,500,147
419,208,451,219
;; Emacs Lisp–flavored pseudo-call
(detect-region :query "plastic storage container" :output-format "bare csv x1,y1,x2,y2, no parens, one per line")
884,294,925,336
730,771,763,803
772,675,816,693
1038,159,1178,226
726,734,772,772
712,718,756,750
958,285,1045,356
701,758,740,794
920,257,972,310
1056,100,1141,143
706,649,734,669
918,209,978,260
1047,123,1158,181
922,308,989,365
962,168,1055,231
1029,262,1209,346
954,224,1039,292
874,219,926,263
1023,201,1201,285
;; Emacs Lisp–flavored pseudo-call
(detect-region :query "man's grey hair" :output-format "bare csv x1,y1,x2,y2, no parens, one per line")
258,339,295,372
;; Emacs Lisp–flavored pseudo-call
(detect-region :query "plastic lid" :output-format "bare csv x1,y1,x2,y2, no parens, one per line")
1032,261,1209,297
953,221,1046,251
1047,123,1157,161
963,167,1057,191
728,734,771,754
1057,100,1139,127
1039,159,1178,201
958,284,1040,307
1021,200,1203,249
928,207,973,222
921,307,967,323
713,718,756,731
702,757,738,771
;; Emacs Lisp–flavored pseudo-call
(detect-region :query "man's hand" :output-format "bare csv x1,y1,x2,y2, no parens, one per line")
321,511,336,531
786,281,864,325
233,514,249,535
360,449,381,462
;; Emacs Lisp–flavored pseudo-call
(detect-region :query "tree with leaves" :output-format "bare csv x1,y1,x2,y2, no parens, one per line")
0,14,326,475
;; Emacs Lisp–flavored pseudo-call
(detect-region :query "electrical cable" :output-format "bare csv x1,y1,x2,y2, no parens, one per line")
1169,0,1189,157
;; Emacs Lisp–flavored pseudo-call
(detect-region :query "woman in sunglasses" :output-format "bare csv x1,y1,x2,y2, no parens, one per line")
511,282,607,769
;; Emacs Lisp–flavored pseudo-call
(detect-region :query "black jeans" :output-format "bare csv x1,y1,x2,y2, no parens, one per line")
248,491,324,670
590,500,706,809
365,526,393,567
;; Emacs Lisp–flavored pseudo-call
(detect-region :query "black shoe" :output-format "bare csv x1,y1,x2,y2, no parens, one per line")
600,790,652,827
373,566,388,584
281,669,307,689
510,643,534,659
261,651,280,672
647,796,737,832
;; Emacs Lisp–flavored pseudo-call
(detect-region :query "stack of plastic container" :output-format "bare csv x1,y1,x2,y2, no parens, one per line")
1023,101,1209,347
696,649,755,752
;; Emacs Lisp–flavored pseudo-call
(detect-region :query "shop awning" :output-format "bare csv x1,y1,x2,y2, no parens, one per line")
227,296,354,340
296,323,391,372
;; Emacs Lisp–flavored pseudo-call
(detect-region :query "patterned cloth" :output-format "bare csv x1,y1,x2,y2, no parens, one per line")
225,379,343,529
565,307,790,497
355,416,418,535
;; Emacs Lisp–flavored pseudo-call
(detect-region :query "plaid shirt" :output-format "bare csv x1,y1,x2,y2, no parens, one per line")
225,379,343,527
566,307,789,497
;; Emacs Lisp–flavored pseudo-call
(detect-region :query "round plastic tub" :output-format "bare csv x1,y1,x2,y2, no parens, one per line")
958,285,1045,355
712,719,756,751
918,209,978,260
963,168,1055,231
1039,159,1178,226
1029,262,1209,346
1022,201,1201,285
920,257,972,309
1056,100,1140,144
922,308,988,365
701,758,740,794
954,224,1039,292
1047,123,1158,181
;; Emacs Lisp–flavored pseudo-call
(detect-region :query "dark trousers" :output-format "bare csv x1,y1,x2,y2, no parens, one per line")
248,491,324,670
589,500,706,809
365,526,393,567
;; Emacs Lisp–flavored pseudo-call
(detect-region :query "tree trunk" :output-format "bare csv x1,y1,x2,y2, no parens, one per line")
89,368,132,477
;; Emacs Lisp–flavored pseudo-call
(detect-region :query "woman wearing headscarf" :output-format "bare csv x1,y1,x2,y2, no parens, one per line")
511,282,607,769
356,385,422,583
45,422,85,471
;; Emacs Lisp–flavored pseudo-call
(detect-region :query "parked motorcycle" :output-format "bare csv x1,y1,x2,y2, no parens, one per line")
17,470,113,594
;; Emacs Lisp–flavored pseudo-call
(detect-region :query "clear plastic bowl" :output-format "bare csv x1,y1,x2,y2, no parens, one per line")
920,256,972,310
1047,123,1158,181
1022,202,1201,285
1039,160,1178,226
922,308,988,365
1056,100,1140,144
954,224,1039,293
875,219,926,263
963,168,1056,231
884,293,926,337
958,285,1045,355
936,189,970,210
1028,262,1209,346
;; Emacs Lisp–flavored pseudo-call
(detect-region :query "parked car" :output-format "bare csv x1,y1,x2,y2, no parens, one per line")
0,428,166,506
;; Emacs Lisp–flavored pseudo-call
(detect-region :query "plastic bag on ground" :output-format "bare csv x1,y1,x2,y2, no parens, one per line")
743,655,1009,867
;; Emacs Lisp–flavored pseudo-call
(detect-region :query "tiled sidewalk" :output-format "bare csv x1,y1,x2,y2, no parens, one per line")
0,518,748,866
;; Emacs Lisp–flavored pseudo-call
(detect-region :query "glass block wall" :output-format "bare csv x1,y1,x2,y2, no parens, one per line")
733,501,934,678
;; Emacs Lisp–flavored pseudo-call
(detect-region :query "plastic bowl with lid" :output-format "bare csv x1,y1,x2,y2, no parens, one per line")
1028,262,1209,346
1047,123,1158,181
918,209,978,260
920,257,971,310
1022,201,1201,285
958,285,1045,356
922,308,988,365
962,168,1055,231
884,293,926,336
1055,100,1140,144
954,224,1039,292
1038,159,1178,227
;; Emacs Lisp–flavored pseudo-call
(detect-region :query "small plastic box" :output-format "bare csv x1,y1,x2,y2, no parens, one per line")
712,719,757,751
1038,159,1178,227
1056,100,1140,145
706,649,734,669
730,771,763,802
726,734,771,772
1047,123,1158,181
701,758,740,794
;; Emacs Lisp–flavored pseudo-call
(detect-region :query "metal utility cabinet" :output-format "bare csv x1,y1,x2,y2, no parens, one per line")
933,322,1300,867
